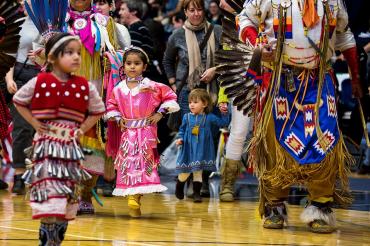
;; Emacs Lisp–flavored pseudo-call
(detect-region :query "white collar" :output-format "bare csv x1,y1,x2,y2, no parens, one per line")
118,77,151,96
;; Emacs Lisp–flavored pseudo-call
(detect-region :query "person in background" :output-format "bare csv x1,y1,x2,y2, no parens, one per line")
5,5,40,195
206,0,222,25
163,0,222,196
93,0,131,197
216,0,253,202
66,0,129,215
172,11,186,30
119,0,154,63
119,0,164,80
343,0,370,175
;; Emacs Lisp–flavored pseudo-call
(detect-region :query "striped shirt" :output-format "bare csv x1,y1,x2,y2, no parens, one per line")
128,21,155,60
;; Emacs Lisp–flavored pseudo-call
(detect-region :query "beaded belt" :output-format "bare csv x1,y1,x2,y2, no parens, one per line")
42,121,76,141
123,118,150,129
33,121,84,161
281,64,331,76
282,66,316,76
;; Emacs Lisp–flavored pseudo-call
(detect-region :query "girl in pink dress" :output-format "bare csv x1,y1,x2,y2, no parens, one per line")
106,47,179,217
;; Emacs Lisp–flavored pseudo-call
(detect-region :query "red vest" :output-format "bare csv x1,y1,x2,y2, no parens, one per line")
30,73,89,123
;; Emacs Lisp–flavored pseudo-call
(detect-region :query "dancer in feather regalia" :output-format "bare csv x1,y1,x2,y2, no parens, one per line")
237,0,363,233
0,0,25,190
66,0,130,214
215,0,255,202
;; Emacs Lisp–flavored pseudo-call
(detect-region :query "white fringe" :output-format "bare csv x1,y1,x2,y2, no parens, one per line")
300,205,336,226
159,101,180,113
104,111,122,121
112,184,168,196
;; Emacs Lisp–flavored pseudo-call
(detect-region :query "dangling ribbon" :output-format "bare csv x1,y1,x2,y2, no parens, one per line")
273,0,292,39
302,0,319,28
69,9,96,55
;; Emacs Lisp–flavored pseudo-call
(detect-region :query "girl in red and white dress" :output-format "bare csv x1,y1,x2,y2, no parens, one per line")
13,32,105,245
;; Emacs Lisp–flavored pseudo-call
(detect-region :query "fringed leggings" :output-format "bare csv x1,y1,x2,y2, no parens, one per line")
257,119,351,215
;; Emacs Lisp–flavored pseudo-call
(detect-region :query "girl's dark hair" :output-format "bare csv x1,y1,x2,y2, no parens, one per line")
45,32,78,71
122,48,149,65
93,0,113,5
188,88,213,114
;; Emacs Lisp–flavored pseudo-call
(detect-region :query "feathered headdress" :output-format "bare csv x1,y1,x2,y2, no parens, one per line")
24,0,68,43
0,0,25,78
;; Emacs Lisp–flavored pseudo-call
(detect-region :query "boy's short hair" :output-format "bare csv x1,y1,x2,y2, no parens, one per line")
123,0,146,19
188,89,213,114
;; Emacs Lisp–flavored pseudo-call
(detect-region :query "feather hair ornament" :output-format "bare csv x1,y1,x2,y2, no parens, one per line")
24,0,68,43
215,0,256,116
0,0,25,78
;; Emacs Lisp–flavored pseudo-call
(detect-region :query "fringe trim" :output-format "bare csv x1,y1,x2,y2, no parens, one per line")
112,184,167,196
107,17,119,50
300,205,336,226
160,101,180,113
80,135,104,151
77,46,102,81
249,117,354,217
104,157,116,181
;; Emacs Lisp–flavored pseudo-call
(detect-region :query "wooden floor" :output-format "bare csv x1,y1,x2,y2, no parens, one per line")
0,190,369,246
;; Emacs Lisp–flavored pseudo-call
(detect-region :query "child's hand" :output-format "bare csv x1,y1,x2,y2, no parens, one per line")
118,119,126,130
31,119,49,134
103,55,112,72
6,79,17,94
176,139,183,146
218,102,228,114
27,48,44,63
148,112,163,124
73,129,84,139
261,44,276,62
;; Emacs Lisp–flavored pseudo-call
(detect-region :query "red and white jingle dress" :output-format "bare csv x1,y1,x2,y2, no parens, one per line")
13,73,105,219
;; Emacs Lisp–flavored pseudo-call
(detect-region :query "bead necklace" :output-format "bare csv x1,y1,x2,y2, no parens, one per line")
190,113,206,137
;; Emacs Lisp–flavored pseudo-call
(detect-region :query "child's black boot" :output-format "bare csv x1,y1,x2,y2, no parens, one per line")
175,179,186,200
193,181,202,203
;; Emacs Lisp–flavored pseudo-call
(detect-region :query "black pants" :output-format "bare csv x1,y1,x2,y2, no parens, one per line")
10,63,39,169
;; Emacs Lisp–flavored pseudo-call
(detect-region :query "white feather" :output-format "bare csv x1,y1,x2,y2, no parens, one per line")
300,205,336,226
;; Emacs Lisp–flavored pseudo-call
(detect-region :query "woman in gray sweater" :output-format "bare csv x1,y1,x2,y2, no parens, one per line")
162,0,222,117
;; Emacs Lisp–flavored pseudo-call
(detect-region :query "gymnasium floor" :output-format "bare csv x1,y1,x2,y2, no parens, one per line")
0,174,369,246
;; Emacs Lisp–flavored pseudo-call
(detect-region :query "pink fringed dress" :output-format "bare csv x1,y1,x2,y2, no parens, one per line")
106,78,179,196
